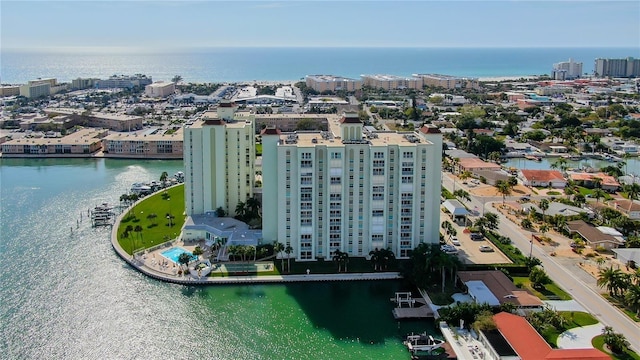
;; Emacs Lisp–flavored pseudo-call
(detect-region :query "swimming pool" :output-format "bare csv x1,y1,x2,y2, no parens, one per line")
161,247,194,263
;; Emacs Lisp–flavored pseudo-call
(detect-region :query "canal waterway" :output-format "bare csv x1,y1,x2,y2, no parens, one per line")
0,158,431,359
504,156,640,176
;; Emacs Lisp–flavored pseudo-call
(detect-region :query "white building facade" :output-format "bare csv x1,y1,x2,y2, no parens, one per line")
145,81,176,98
261,113,442,261
184,103,255,217
552,58,583,80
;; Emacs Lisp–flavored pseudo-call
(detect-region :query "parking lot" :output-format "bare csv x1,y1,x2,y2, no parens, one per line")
440,209,512,265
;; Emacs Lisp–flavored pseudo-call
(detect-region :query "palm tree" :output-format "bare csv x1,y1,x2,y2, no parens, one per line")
602,326,630,354
592,188,606,203
339,251,349,272
539,224,549,236
146,213,157,225
245,197,262,221
591,176,603,189
159,171,168,182
624,285,640,316
369,248,381,271
171,75,183,84
597,266,624,297
133,225,143,249
624,183,640,212
332,250,344,272
495,180,512,205
273,241,285,270
235,201,247,221
453,189,471,203
539,199,550,219
178,252,192,269
284,245,293,273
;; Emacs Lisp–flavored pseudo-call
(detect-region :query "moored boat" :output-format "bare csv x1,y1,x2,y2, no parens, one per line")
403,332,445,353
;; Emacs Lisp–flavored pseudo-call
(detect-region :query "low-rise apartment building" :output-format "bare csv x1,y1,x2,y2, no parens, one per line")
102,127,184,159
145,81,176,98
1,128,107,157
44,108,144,132
414,73,479,90
361,74,422,90
305,75,363,92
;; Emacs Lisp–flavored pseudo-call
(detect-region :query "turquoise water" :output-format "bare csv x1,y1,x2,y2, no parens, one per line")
161,247,193,263
0,158,432,359
2,47,638,83
504,156,640,175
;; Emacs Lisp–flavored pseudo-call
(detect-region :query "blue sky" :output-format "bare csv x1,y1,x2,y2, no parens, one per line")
2,1,639,50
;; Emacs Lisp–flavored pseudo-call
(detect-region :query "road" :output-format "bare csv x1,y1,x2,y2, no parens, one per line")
441,172,640,353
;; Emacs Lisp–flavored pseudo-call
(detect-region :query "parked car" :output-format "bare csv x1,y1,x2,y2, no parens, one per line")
519,196,531,202
441,244,458,254
479,245,494,252
470,233,484,240
450,236,461,246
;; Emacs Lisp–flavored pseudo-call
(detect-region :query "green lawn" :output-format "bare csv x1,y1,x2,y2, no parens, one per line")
543,311,599,346
593,335,640,360
513,277,572,300
602,294,640,322
117,185,186,255
578,186,613,201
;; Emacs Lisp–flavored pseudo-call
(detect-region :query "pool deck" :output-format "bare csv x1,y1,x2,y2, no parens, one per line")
110,211,402,285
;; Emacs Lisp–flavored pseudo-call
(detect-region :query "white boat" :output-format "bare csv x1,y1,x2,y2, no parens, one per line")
131,183,152,194
403,333,445,353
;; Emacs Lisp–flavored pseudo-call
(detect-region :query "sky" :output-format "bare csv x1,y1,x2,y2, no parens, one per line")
1,1,639,51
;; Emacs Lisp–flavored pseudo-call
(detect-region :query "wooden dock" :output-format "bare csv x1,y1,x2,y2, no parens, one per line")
392,305,434,319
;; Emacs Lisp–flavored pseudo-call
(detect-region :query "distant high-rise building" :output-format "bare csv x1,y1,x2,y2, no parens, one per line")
95,74,152,89
594,57,640,78
552,58,583,80
19,78,56,98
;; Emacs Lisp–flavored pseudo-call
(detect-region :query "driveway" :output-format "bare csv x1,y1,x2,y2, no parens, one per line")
557,323,604,349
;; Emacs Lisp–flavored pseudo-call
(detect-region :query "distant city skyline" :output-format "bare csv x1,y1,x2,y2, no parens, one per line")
2,1,639,51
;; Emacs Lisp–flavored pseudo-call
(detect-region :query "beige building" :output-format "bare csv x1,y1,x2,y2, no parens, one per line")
44,108,144,132
1,128,106,156
145,81,176,98
102,128,184,159
305,75,362,92
184,104,256,217
255,114,333,132
0,86,21,97
361,74,422,90
415,74,479,90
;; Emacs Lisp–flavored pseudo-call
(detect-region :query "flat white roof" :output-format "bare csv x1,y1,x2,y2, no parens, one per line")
465,280,500,306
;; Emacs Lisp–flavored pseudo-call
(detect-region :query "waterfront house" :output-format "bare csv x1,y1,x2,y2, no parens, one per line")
568,172,620,193
457,157,501,173
519,169,566,188
594,199,640,220
480,312,610,360
457,271,543,311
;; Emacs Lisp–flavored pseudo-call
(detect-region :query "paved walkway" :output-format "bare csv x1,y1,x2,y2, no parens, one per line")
557,323,604,349
543,300,586,312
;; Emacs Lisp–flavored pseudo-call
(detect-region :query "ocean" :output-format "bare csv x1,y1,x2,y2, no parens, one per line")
2,47,638,84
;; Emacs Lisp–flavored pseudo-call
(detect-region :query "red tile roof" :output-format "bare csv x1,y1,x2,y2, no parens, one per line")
339,114,362,124
520,169,565,182
420,125,441,134
569,172,619,187
260,127,281,135
493,312,609,360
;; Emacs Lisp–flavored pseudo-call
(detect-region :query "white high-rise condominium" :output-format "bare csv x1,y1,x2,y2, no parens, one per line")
261,113,442,261
552,58,583,80
183,101,256,217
